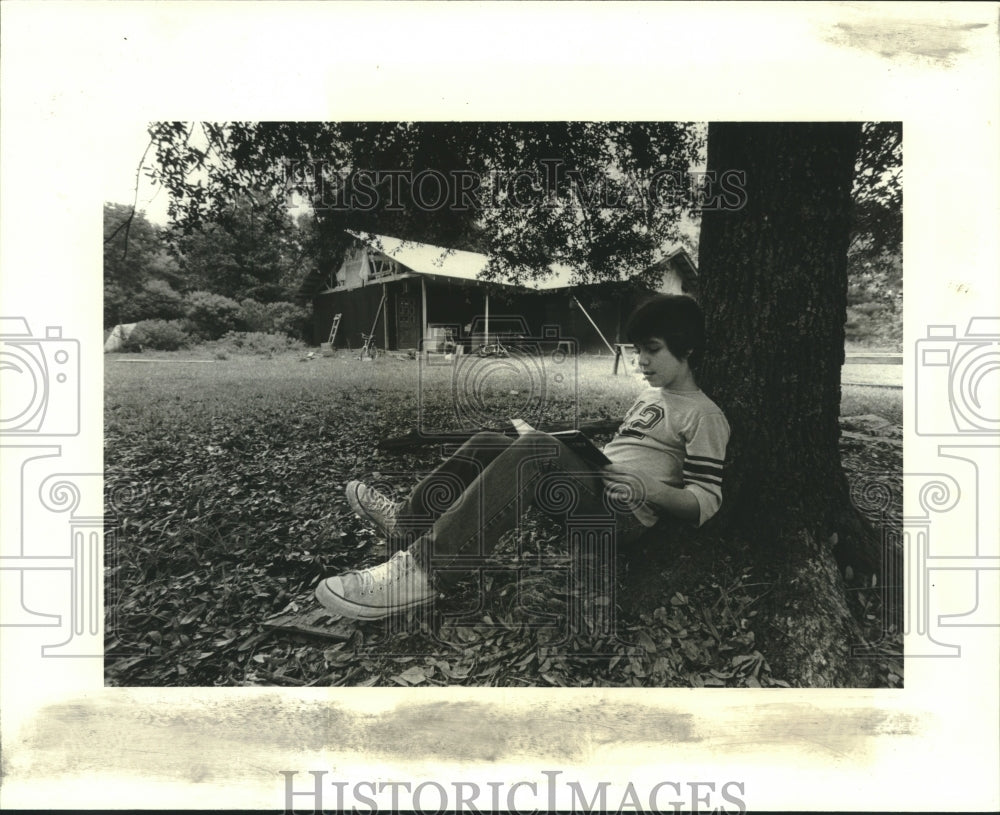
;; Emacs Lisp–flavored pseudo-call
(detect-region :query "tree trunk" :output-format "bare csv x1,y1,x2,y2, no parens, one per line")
691,123,873,686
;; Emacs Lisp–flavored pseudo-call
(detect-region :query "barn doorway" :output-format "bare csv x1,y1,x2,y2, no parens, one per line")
396,292,418,349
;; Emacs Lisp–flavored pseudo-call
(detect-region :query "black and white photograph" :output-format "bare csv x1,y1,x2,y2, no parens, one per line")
102,120,903,691
1,2,997,812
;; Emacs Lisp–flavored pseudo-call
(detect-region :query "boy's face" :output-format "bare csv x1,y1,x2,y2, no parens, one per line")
633,336,690,389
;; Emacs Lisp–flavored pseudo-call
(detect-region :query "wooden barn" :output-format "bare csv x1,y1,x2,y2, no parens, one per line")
312,233,697,355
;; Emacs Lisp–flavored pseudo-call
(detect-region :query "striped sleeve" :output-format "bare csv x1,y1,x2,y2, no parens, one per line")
682,412,731,527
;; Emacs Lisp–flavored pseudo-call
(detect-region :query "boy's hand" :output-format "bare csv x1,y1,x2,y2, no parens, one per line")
600,464,645,511
601,464,700,525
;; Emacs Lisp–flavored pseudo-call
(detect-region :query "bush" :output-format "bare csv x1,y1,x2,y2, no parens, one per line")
108,279,186,326
211,331,307,355
140,279,187,320
265,301,309,338
184,291,242,340
236,299,308,338
236,298,271,333
844,299,902,349
121,319,192,352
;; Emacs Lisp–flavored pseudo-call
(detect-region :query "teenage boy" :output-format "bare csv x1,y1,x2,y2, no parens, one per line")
316,294,730,620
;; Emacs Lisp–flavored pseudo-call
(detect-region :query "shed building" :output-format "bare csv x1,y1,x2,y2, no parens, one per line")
312,233,697,354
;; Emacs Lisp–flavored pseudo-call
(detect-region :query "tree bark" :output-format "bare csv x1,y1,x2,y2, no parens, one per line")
690,122,875,686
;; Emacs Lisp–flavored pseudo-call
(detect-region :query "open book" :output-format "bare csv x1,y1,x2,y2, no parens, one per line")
511,418,612,467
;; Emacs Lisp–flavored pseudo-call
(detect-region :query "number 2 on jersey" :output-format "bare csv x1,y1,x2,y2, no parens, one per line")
618,401,666,439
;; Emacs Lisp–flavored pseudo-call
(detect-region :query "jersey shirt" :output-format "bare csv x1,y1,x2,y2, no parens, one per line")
602,386,730,528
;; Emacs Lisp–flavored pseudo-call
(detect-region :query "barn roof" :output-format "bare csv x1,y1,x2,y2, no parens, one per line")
335,231,698,296
354,232,576,291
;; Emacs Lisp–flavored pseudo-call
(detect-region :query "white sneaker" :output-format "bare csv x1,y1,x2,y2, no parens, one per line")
315,550,435,619
346,480,402,536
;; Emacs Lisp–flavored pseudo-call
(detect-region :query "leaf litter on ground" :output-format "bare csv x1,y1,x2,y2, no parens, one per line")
105,353,902,688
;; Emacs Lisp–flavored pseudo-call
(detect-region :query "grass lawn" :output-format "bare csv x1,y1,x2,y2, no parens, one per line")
105,350,902,688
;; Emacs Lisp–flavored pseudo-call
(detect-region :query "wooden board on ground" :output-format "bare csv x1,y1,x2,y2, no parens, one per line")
263,603,352,641
379,419,621,450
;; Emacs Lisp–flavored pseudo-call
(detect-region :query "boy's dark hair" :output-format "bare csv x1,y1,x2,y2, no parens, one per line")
625,294,705,366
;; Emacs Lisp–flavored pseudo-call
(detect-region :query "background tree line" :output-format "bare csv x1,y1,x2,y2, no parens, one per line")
103,194,319,349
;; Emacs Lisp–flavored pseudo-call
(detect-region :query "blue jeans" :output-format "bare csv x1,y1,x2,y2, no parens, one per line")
395,431,647,583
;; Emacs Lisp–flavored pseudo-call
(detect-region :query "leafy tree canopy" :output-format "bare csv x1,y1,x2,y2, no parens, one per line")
145,121,901,306
149,122,705,289
848,122,902,310
104,202,179,291
852,121,902,256
169,190,310,301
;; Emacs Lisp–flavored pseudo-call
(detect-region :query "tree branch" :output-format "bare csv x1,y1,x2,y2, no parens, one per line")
104,137,155,259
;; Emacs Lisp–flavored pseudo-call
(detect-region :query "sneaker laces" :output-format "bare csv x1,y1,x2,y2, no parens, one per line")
356,550,415,596
363,486,400,519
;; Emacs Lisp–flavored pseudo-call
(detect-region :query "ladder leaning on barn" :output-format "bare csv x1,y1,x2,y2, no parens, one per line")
319,313,343,357
327,313,342,344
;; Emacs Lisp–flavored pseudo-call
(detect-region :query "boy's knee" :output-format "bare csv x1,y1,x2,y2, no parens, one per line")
467,431,512,454
510,431,572,473
471,431,509,444
512,429,551,447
